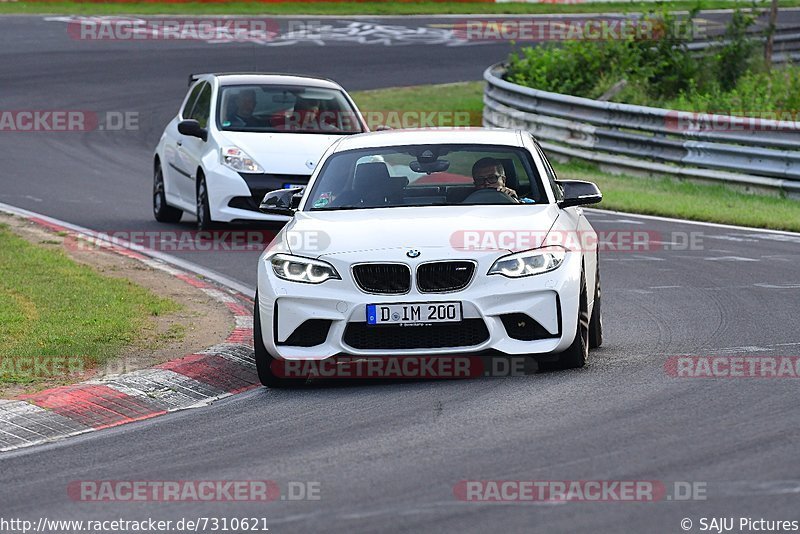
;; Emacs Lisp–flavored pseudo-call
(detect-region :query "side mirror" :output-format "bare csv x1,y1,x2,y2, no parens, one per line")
557,180,602,208
177,119,208,142
259,187,304,217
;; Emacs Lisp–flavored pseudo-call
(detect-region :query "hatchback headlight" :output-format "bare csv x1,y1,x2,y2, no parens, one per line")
221,146,264,173
488,246,566,278
269,254,340,284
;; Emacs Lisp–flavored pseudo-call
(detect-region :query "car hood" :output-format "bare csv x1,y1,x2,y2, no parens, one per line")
218,131,343,175
284,204,561,258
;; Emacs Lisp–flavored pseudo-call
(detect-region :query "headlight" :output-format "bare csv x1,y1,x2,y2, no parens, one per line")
488,246,566,278
221,146,264,173
269,253,340,284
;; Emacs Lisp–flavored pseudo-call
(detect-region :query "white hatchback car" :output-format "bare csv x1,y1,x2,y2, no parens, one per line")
153,73,368,229
254,129,604,387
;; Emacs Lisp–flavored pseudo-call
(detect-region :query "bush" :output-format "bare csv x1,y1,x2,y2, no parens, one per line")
503,6,796,113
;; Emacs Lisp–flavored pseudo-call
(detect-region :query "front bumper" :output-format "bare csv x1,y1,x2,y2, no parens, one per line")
256,250,582,360
205,166,310,223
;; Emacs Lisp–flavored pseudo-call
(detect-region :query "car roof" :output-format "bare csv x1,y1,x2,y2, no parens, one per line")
197,73,345,90
331,128,525,151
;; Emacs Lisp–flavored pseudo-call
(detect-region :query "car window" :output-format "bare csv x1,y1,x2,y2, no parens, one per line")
306,144,545,210
216,84,364,134
188,82,212,129
181,82,205,119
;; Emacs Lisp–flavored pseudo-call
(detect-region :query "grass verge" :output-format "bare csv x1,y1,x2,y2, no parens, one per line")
350,82,800,232
0,223,179,386
2,1,797,15
553,161,800,232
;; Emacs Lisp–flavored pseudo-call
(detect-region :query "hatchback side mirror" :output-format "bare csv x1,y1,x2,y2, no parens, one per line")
557,180,602,208
177,119,208,142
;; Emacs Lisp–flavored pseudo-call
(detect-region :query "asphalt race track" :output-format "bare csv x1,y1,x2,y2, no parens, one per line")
2,12,800,534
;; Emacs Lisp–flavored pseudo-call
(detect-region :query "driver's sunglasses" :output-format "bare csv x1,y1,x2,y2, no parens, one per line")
476,173,503,184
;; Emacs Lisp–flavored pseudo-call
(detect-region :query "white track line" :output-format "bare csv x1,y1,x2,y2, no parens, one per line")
585,208,800,237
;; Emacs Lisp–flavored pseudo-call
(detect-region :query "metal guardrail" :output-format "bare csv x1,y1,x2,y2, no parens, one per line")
687,24,800,64
482,63,800,198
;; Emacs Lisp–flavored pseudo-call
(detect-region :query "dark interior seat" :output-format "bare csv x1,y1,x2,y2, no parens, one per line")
331,162,393,207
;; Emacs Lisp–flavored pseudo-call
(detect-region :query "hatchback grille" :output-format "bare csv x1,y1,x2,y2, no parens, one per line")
343,319,489,350
417,261,475,293
352,264,411,294
228,190,269,212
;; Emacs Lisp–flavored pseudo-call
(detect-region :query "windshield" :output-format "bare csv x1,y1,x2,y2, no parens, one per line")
305,144,545,210
217,84,364,134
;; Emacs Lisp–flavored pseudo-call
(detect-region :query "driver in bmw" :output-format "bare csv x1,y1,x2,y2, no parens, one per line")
472,157,519,201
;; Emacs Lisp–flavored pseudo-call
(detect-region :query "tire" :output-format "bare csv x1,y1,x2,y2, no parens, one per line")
153,163,182,223
196,174,215,231
555,266,589,369
588,257,603,349
253,293,306,388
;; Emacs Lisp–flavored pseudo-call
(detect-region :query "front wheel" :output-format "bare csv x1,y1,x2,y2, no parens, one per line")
196,175,215,231
153,164,182,223
555,267,589,369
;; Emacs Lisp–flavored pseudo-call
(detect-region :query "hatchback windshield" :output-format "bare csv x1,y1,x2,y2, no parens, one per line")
217,84,364,134
305,144,545,210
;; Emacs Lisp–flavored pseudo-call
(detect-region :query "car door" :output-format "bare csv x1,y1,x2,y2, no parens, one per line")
176,81,212,206
163,82,204,209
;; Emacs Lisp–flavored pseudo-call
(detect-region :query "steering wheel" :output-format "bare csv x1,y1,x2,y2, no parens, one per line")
462,188,517,205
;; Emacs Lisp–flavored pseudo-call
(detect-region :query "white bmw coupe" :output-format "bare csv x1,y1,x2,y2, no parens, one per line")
153,73,367,230
254,128,603,386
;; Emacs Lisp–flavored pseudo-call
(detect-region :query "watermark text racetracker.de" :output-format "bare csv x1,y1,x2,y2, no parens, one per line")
273,355,543,380
65,229,331,254
68,479,321,502
453,480,707,502
0,110,138,132
454,16,706,42
67,17,280,41
276,356,476,380
450,229,704,253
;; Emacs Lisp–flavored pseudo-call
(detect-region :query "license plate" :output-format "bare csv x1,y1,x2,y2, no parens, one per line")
283,183,306,189
366,302,462,325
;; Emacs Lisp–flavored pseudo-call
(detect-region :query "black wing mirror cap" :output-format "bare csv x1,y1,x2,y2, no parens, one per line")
259,187,304,217
177,119,208,142
557,180,602,208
